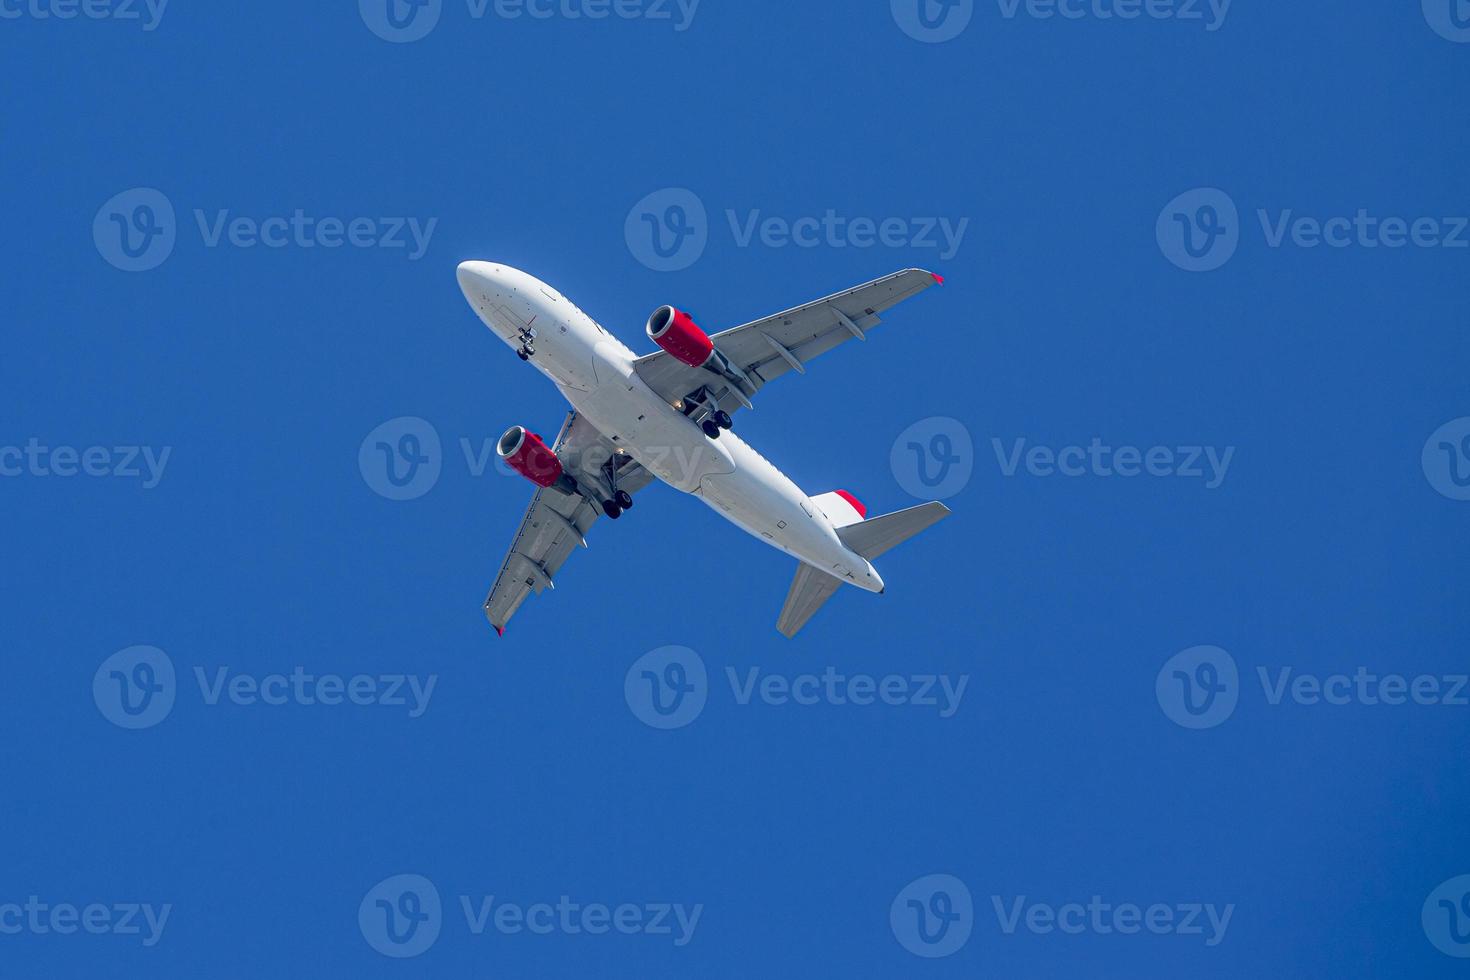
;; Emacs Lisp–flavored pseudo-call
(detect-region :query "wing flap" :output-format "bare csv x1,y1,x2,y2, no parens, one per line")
483,490,592,630
633,268,939,412
482,411,651,634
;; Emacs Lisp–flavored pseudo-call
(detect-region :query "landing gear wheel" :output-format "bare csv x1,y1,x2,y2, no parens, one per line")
516,349,529,361
615,489,634,510
713,410,733,430
701,419,722,439
602,500,623,520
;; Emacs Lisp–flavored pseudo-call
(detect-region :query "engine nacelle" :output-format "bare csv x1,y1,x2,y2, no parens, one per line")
497,425,565,488
646,306,716,368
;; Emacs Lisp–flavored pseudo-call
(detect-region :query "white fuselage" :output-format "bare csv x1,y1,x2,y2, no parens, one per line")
456,261,884,593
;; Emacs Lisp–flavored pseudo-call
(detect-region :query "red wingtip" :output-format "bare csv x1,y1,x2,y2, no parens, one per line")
494,625,505,637
834,489,867,519
930,272,945,286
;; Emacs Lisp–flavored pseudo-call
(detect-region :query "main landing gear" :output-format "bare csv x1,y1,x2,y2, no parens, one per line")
701,409,733,439
599,455,636,520
602,490,634,520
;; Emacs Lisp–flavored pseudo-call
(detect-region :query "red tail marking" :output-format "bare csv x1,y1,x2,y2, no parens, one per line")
834,489,867,519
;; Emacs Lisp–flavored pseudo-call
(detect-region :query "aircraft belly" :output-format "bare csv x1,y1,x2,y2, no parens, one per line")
696,439,856,575
567,369,734,494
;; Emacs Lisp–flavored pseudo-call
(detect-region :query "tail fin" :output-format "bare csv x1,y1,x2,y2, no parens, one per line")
810,490,868,528
776,563,844,638
835,501,951,560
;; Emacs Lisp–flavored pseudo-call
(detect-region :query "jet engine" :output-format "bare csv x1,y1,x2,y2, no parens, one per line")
645,306,716,368
645,306,755,410
497,426,578,494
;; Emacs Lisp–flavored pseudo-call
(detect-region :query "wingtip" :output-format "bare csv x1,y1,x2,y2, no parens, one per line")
493,624,505,637
930,272,945,286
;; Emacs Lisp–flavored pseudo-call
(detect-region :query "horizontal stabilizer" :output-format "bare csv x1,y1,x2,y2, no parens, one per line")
777,562,844,638
836,501,951,561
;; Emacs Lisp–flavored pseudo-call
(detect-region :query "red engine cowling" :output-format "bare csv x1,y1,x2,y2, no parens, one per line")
497,425,563,487
646,306,715,368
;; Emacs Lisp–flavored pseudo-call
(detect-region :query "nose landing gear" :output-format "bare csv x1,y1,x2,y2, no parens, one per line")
515,324,537,361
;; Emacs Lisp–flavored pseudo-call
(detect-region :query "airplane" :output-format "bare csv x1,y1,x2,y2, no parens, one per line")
455,261,951,638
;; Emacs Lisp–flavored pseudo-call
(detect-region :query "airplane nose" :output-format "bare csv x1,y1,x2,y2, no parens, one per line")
456,260,493,300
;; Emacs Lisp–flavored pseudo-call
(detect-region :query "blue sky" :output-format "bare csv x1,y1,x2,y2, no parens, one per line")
3,1,1469,976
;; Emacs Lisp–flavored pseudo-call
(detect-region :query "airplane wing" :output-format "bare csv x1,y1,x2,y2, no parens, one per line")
632,268,942,414
482,410,655,634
